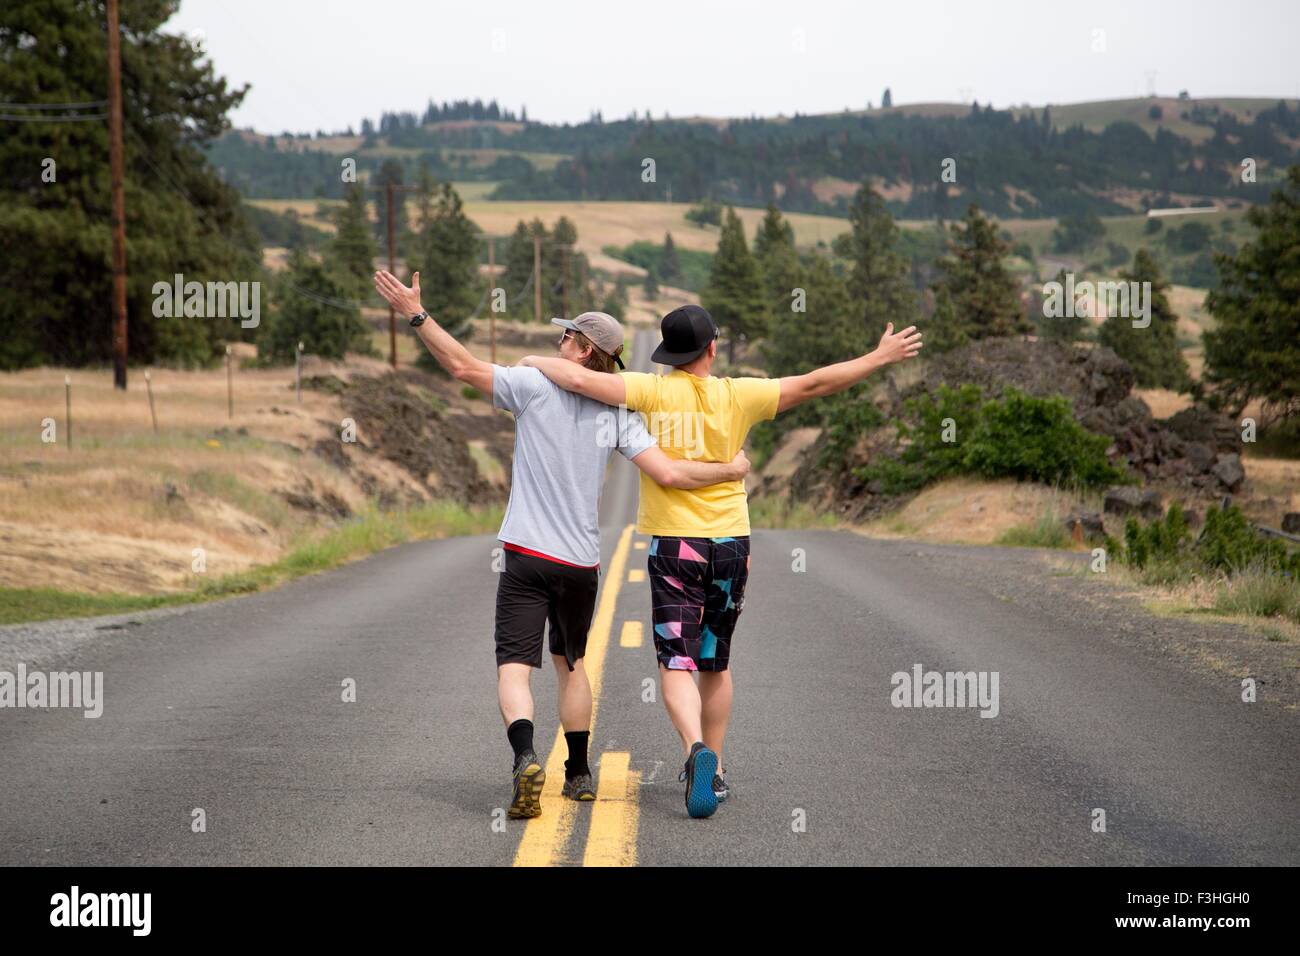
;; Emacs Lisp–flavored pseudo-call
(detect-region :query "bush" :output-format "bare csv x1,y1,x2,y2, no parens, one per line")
685,199,723,227
856,385,1123,493
1197,504,1300,575
962,388,1123,487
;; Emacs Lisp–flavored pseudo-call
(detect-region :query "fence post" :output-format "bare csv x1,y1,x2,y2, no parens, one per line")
145,369,158,433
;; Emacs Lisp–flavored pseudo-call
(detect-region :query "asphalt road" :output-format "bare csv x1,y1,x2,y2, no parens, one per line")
1,332,1296,866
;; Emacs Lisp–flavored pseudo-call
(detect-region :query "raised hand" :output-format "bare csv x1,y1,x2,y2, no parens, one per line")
874,322,924,365
373,270,423,316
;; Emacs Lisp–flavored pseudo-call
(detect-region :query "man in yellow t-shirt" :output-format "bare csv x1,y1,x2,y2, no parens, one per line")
521,303,922,818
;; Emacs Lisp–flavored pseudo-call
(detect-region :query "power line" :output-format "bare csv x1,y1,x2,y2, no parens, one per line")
0,112,107,122
0,99,108,109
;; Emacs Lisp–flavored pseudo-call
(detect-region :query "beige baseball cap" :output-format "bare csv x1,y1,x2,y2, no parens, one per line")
551,312,626,369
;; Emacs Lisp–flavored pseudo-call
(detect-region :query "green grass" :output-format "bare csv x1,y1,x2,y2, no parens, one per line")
0,500,502,626
1213,569,1300,625
994,512,1073,549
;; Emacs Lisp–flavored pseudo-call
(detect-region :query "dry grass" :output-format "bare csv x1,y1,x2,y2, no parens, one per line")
0,352,503,596
856,477,1094,547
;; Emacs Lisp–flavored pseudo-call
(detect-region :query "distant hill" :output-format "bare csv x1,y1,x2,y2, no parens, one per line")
208,96,1300,219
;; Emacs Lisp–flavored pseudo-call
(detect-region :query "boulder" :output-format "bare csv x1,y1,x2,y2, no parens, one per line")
1103,486,1143,516
1139,489,1164,519
1211,453,1245,492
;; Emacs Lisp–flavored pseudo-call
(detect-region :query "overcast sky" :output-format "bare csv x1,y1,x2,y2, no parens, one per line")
163,0,1300,133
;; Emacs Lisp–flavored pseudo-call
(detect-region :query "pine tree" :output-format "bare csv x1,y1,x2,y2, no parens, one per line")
501,220,538,319
1035,268,1089,343
753,203,801,320
262,250,371,364
0,0,258,369
326,184,376,297
416,183,480,344
933,203,1027,339
927,286,969,353
1098,250,1191,391
844,185,919,345
660,232,683,284
701,207,770,364
882,87,893,108
1203,165,1300,420
413,161,437,232
764,252,859,376
643,265,660,299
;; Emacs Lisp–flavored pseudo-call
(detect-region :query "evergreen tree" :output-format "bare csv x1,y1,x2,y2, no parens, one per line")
843,185,919,345
1098,250,1191,391
753,203,802,320
415,183,480,344
764,252,859,377
326,183,376,297
933,204,1027,339
261,250,371,364
927,286,969,353
1203,165,1300,420
1035,268,1088,343
413,161,437,232
701,207,770,364
882,88,893,108
0,0,259,369
547,216,579,318
501,220,539,319
643,266,660,299
660,232,683,284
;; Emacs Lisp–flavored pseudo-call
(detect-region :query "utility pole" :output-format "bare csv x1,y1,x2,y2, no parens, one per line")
386,182,396,368
106,0,129,390
561,246,569,320
487,237,496,364
533,232,542,323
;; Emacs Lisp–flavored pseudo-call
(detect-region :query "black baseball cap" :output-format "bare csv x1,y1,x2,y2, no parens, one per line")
650,304,719,366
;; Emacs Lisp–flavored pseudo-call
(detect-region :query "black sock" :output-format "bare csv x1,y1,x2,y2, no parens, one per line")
507,718,534,763
564,730,590,779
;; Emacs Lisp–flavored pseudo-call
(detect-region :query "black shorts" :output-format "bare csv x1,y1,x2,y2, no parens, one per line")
494,549,599,671
647,535,751,672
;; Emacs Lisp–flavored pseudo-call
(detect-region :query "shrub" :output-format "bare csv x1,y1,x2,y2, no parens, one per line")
685,199,723,227
856,386,1123,493
1197,504,1300,575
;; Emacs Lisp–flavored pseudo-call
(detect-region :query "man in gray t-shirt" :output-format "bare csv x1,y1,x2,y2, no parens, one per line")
374,270,746,817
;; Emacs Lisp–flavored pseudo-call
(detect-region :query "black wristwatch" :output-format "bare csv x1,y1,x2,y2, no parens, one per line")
409,309,429,328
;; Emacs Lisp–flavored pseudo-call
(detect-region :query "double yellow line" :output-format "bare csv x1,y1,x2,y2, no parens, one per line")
513,524,642,867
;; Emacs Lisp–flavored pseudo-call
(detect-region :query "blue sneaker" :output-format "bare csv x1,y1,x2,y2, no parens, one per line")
679,742,719,819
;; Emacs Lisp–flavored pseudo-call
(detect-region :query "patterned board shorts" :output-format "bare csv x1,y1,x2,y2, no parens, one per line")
647,535,751,672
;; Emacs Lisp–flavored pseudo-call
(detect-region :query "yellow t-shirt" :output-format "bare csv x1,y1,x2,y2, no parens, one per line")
621,369,781,537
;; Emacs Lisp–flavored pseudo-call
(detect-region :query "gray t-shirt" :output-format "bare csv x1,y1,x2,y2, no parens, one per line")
493,365,655,566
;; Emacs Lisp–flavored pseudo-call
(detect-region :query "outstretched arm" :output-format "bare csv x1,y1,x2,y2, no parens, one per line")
633,448,750,489
517,355,627,407
776,322,922,414
373,270,493,393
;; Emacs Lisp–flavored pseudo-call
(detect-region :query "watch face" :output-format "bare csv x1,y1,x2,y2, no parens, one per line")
409,312,426,327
